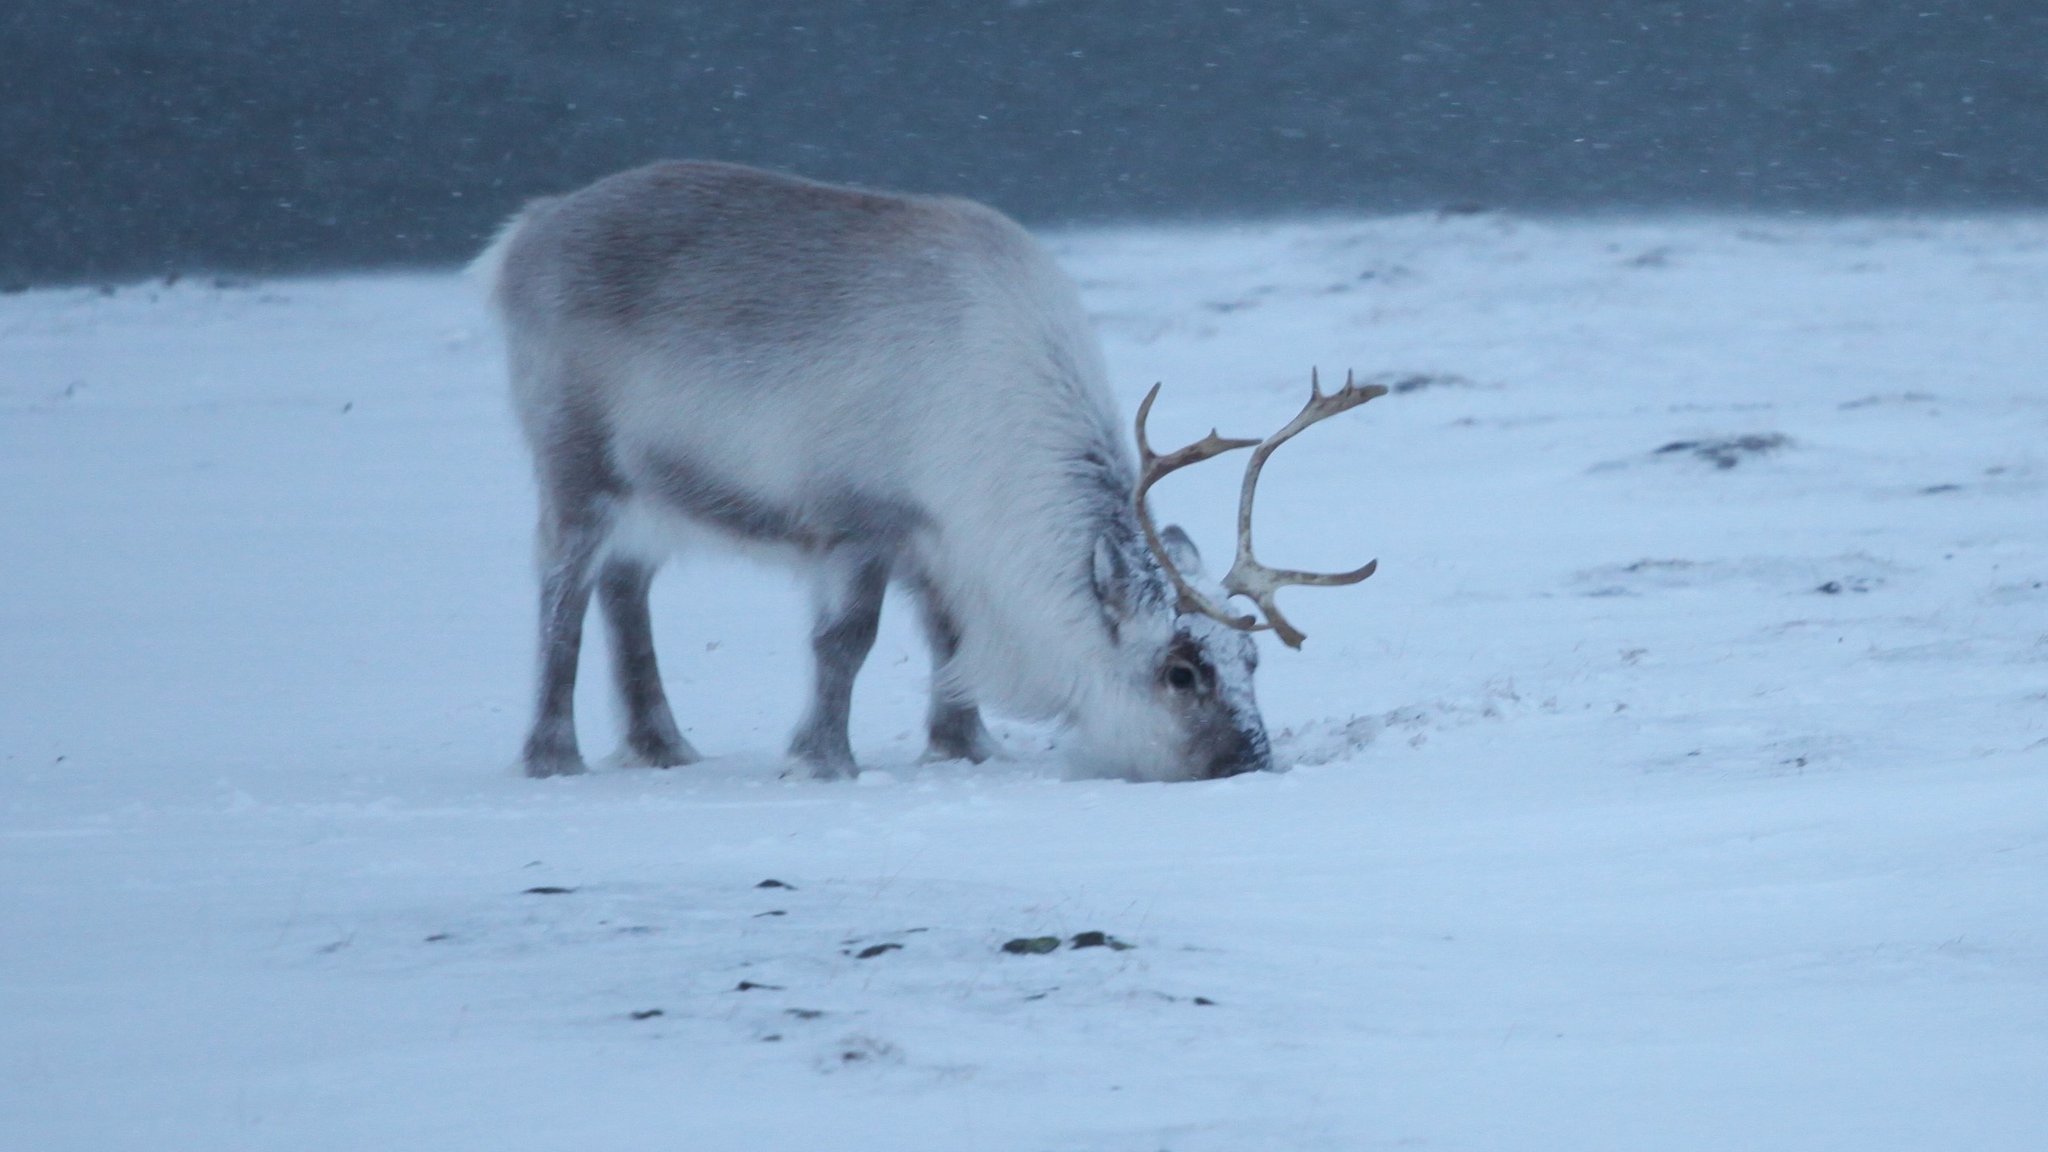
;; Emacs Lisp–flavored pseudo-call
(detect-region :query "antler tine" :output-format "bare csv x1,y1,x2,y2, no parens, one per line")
1132,383,1264,632
1219,368,1388,649
1134,383,1261,477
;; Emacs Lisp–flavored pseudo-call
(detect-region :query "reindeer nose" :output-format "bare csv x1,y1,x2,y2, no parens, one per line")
1204,728,1272,779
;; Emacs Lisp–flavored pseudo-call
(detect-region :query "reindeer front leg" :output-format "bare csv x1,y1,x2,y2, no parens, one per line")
911,577,997,764
789,550,890,779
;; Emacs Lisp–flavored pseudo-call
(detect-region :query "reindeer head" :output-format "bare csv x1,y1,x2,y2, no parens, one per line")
1073,370,1388,782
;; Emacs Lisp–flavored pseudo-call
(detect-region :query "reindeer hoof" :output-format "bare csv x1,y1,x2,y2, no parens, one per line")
786,759,857,782
616,730,701,769
802,755,857,781
918,733,1000,765
788,723,859,780
921,709,999,764
523,753,588,778
521,730,588,778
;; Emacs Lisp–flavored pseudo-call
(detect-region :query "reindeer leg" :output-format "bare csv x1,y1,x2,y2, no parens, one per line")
789,551,890,780
912,578,997,764
597,556,699,767
523,499,606,778
520,397,629,779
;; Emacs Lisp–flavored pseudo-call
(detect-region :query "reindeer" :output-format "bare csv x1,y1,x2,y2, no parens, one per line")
474,161,1385,782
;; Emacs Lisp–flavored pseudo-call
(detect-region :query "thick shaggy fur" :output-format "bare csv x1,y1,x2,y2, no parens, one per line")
478,161,1267,781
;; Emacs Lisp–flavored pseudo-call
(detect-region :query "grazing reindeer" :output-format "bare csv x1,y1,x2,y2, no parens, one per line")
475,161,1383,782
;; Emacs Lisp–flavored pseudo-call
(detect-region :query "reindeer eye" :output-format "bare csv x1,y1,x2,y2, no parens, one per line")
1164,661,1200,692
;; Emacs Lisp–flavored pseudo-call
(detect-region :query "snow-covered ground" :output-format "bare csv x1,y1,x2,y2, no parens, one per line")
4,213,2045,1150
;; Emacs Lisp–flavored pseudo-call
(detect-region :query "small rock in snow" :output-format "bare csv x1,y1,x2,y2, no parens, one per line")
1069,931,1134,951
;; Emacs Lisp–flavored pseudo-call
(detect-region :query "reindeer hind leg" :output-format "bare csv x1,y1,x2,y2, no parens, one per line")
523,497,606,778
519,406,620,778
597,555,699,767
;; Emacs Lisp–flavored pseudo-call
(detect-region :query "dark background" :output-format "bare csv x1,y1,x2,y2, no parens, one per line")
5,1,2044,286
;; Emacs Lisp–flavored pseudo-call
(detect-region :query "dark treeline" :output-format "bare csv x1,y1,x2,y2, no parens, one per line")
4,1,2044,284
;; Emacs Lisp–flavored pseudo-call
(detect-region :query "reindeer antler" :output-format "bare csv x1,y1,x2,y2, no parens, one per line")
1133,383,1262,632
1134,369,1390,648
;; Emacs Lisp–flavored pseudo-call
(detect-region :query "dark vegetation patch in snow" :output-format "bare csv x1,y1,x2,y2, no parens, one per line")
1574,554,1897,598
1069,931,1134,951
826,1035,904,1071
1000,933,1135,955
1840,392,1940,409
1653,434,1793,469
1387,372,1478,395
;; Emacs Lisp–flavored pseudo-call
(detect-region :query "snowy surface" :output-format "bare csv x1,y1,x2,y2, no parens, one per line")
4,214,2046,1150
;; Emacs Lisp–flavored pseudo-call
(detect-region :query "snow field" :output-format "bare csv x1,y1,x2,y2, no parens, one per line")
3,213,2045,1149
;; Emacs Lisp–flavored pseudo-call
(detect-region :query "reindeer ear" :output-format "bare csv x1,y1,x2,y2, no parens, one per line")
1092,533,1136,638
1159,524,1205,579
